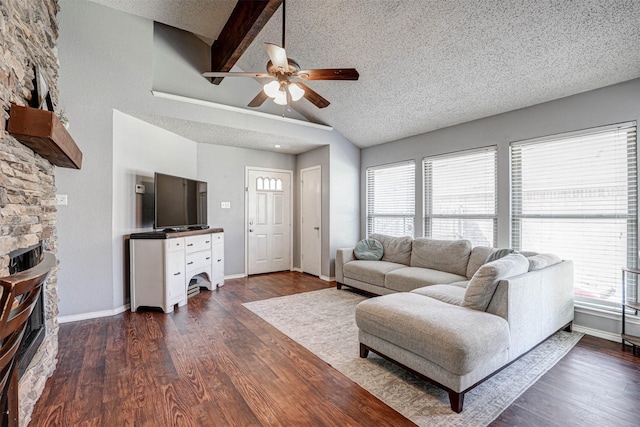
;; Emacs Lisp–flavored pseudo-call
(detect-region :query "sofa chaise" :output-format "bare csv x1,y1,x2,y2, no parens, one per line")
335,234,574,412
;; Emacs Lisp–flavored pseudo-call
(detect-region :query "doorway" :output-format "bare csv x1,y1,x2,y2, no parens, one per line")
300,166,321,277
246,167,292,275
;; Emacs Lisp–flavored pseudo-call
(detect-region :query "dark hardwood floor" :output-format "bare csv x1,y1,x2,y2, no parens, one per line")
30,272,639,426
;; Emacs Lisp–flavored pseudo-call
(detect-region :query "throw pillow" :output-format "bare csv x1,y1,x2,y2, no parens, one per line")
369,233,413,265
485,248,515,263
354,239,384,260
462,253,529,311
527,253,562,271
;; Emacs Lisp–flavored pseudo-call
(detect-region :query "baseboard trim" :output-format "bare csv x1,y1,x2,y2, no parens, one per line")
224,273,246,280
320,275,335,282
58,304,130,324
292,267,303,273
572,324,621,343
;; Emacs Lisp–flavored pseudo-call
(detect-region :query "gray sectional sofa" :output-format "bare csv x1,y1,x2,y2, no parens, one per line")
335,234,574,412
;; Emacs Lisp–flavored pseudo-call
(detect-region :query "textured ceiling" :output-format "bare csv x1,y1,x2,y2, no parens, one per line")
88,0,640,150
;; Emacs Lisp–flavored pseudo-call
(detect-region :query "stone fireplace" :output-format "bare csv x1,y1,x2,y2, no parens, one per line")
0,0,62,424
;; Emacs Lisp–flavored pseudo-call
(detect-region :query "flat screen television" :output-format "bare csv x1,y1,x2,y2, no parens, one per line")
154,172,208,231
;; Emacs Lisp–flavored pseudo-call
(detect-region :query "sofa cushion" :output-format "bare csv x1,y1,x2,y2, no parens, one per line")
527,253,562,271
356,293,510,375
462,253,529,311
370,234,412,265
385,267,467,292
343,260,406,287
449,280,470,288
466,246,497,278
410,238,472,276
354,238,384,260
411,284,466,305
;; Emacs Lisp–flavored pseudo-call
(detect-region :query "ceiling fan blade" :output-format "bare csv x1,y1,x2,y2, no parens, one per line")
297,68,359,81
297,82,330,108
202,72,272,78
264,43,289,73
248,90,269,108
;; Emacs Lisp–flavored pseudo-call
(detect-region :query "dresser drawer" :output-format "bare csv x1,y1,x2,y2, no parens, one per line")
167,238,185,252
185,234,212,253
186,250,212,270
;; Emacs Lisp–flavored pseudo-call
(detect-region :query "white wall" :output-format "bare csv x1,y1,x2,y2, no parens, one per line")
360,78,640,339
112,110,198,307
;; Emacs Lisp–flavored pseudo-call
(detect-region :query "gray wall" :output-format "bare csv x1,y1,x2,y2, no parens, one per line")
197,144,296,275
295,146,330,276
361,79,640,243
57,1,359,318
329,138,360,277
360,78,640,338
57,2,152,316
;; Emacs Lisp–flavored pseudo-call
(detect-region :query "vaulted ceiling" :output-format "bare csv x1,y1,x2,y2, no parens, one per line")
88,0,640,150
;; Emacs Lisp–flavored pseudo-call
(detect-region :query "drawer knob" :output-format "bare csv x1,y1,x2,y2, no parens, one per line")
206,257,211,260
187,243,194,247
187,262,194,265
217,259,222,262
173,272,181,276
206,240,210,243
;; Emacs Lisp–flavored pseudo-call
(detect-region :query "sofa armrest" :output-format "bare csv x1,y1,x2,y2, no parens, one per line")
335,247,355,283
486,260,574,360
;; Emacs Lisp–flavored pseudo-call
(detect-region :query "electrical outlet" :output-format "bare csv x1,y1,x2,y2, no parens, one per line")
55,194,68,205
221,202,231,209
135,184,145,194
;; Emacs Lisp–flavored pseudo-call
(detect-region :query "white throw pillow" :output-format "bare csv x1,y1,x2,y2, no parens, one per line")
527,253,562,271
462,253,529,311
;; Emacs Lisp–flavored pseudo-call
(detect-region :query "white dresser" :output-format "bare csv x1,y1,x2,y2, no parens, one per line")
129,228,224,313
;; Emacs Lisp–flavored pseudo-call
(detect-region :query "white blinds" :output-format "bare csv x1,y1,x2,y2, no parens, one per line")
423,148,497,246
366,161,415,237
511,123,637,309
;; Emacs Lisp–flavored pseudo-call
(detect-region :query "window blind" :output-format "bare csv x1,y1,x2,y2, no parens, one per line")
423,148,497,246
366,161,415,237
511,123,637,309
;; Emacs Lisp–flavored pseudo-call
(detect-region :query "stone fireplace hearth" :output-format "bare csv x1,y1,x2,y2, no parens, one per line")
1,0,62,424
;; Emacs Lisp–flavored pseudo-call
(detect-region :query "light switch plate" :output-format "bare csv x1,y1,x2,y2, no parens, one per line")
221,201,231,209
55,194,68,205
135,184,145,194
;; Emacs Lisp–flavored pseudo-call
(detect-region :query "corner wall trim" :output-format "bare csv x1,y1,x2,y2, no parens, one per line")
58,304,130,324
320,275,335,282
572,324,622,343
151,91,333,131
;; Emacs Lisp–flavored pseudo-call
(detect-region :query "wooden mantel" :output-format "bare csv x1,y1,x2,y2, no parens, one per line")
7,104,83,169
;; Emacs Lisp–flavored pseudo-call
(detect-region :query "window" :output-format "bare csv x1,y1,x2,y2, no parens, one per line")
366,161,415,237
256,177,282,191
423,148,497,246
511,123,637,310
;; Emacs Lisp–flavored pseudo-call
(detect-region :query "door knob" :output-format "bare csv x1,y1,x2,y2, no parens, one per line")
314,227,320,230
249,229,254,232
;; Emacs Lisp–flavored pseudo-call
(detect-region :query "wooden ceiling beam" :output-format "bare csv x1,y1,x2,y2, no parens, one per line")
210,0,282,85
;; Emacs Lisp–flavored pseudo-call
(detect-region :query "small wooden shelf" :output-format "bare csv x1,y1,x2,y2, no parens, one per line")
7,104,82,169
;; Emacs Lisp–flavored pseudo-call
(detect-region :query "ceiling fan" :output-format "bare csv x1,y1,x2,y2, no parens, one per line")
202,0,359,109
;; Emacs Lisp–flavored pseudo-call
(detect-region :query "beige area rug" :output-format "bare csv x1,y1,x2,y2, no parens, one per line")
243,288,583,427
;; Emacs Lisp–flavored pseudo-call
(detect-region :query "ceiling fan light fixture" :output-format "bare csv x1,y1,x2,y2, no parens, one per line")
263,80,280,98
288,83,305,101
273,89,287,105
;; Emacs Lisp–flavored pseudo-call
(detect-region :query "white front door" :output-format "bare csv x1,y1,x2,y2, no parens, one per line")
301,166,321,277
247,168,292,275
